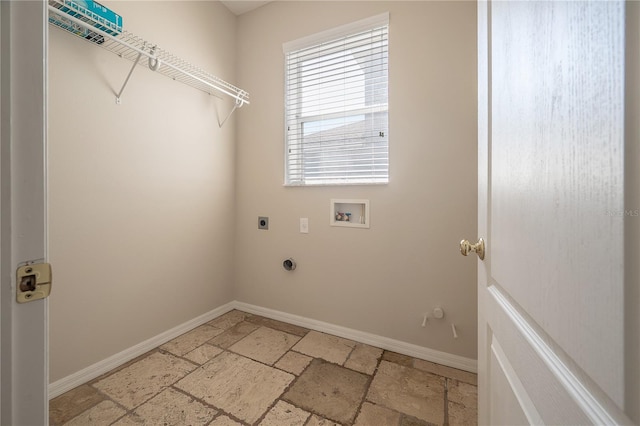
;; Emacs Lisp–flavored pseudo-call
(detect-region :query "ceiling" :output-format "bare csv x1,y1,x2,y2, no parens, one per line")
220,1,272,15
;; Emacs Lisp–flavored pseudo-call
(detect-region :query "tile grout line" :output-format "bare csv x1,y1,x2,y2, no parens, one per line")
164,340,259,425
270,357,321,425
99,346,224,425
167,345,253,425
444,377,450,426
204,320,320,425
169,383,250,426
92,383,131,425
52,310,476,426
349,349,384,426
164,313,375,423
165,322,311,425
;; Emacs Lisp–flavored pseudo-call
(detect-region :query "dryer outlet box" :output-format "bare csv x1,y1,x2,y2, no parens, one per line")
258,217,269,230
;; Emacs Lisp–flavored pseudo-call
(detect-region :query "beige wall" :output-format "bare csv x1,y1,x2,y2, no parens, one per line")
235,1,478,359
49,0,479,383
48,1,238,382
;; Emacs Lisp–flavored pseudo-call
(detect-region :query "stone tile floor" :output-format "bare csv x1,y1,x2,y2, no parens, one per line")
50,310,478,426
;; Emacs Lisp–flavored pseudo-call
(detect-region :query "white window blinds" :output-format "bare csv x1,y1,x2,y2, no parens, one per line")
284,14,389,186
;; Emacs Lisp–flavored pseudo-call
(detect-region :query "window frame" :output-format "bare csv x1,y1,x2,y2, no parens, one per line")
283,13,390,187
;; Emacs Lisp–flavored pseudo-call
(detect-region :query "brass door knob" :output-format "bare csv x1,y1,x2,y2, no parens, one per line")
460,238,485,260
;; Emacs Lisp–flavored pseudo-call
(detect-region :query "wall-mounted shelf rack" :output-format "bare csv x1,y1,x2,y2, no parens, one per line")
48,0,250,120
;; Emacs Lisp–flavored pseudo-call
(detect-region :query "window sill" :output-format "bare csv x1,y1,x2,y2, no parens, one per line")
283,181,389,188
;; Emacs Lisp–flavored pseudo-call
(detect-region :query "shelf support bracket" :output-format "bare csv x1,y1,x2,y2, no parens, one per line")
116,51,144,104
218,96,244,128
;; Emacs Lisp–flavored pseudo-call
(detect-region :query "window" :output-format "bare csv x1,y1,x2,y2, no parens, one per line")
284,14,389,186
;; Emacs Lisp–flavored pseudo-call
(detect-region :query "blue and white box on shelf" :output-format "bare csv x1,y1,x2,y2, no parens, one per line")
49,0,123,43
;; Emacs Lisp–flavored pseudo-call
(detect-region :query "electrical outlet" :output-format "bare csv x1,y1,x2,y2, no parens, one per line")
258,216,269,230
300,218,309,233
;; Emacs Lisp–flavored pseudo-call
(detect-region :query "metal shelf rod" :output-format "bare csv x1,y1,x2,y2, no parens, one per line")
116,51,142,104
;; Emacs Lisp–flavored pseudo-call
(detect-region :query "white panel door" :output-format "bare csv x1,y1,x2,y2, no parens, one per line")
476,1,633,424
0,1,49,425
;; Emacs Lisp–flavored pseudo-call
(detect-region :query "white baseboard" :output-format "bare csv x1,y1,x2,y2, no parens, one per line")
49,300,477,399
232,301,477,373
48,302,236,399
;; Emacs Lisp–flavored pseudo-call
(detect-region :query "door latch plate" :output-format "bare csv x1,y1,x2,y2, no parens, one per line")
16,262,52,303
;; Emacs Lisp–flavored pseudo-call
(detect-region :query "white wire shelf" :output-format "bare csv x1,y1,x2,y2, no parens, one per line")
48,0,250,110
